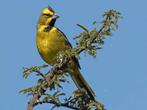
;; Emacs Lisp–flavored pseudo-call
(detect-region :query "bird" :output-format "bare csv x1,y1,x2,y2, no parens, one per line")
36,6,95,100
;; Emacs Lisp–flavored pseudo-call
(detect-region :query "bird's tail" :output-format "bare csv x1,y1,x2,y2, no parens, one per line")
70,67,95,101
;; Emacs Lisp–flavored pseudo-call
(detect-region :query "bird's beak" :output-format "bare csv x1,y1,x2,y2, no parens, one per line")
52,13,60,19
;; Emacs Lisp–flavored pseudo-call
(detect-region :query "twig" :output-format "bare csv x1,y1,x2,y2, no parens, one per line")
37,100,79,110
21,9,122,110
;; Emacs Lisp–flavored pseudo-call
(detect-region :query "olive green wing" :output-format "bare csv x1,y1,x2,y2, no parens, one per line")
56,27,81,69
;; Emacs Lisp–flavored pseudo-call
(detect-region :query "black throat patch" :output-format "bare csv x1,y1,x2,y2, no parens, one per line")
44,19,56,32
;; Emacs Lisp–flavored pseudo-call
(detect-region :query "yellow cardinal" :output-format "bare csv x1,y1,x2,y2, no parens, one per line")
36,6,95,100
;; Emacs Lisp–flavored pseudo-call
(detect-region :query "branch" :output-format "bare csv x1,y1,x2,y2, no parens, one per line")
31,98,79,110
20,9,122,110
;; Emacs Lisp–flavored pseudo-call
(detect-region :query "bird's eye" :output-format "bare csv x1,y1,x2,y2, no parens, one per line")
43,14,52,17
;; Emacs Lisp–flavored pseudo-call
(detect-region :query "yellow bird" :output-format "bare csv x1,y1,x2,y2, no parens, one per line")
36,6,95,100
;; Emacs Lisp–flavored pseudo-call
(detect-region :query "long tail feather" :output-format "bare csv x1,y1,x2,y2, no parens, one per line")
70,67,95,101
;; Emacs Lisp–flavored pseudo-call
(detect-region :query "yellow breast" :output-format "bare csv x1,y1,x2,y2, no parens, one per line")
36,27,71,65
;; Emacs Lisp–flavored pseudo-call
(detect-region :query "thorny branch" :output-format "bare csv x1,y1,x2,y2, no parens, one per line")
20,9,122,110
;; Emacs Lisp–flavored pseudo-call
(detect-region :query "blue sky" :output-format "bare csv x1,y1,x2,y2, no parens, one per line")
0,0,147,110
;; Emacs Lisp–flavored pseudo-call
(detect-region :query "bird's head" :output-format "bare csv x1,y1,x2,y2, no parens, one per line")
37,6,59,26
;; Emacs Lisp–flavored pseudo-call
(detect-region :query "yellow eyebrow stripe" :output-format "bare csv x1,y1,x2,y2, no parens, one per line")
42,8,54,15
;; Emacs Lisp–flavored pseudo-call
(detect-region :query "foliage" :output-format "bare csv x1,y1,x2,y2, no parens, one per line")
20,9,122,110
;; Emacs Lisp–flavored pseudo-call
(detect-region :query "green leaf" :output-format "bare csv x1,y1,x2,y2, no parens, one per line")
19,87,33,94
77,24,89,33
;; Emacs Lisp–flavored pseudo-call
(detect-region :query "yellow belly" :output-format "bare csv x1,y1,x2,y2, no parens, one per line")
36,27,71,65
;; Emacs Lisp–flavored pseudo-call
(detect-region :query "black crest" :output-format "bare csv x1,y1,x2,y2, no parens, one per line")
48,5,55,12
